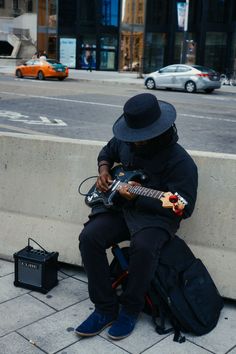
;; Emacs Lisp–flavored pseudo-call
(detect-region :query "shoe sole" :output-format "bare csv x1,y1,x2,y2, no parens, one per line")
107,332,132,340
74,321,114,337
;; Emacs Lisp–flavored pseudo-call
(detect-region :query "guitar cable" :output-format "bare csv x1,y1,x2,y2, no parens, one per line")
78,176,98,196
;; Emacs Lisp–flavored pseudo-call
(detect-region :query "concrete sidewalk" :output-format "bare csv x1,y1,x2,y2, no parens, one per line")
0,258,236,354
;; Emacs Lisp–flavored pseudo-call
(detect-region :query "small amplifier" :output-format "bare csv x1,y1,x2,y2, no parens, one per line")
14,238,59,294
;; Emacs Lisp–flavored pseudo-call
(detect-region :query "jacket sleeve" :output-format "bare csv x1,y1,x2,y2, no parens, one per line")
134,154,198,220
97,137,121,165
165,156,198,219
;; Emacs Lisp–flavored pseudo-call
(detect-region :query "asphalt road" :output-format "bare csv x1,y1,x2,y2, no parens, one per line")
0,75,235,154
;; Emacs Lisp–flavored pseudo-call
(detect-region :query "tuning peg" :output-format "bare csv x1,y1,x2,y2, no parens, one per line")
169,195,179,203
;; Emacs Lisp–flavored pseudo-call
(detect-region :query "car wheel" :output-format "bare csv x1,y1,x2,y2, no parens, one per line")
37,71,45,80
145,78,155,90
185,81,196,93
58,77,66,81
204,88,214,93
16,69,23,78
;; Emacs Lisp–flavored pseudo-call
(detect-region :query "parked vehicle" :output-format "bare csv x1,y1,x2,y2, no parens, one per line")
15,58,69,81
144,64,221,93
220,71,236,86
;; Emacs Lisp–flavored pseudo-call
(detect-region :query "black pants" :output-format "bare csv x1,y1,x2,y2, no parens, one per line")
79,212,169,316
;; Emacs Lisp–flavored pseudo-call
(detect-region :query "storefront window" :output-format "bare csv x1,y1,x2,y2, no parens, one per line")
174,32,196,65
143,32,166,72
80,35,96,70
119,0,146,71
205,32,227,72
100,51,116,69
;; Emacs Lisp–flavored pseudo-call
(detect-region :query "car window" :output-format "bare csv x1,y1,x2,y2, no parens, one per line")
159,66,177,73
176,66,191,72
26,60,34,65
46,59,60,64
192,65,216,74
33,60,40,65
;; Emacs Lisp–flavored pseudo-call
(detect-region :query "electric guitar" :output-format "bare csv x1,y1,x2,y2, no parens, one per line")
85,165,188,216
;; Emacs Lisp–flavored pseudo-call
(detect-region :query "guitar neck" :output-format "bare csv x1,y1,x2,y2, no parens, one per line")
125,184,164,200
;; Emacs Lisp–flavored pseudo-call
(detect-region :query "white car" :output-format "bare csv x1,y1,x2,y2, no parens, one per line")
144,64,221,93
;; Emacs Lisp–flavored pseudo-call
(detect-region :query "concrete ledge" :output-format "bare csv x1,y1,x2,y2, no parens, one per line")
0,133,235,299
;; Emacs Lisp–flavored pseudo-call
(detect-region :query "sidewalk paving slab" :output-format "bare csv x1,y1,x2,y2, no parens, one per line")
0,258,236,354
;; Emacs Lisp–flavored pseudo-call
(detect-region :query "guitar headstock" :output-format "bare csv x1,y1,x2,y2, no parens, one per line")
160,192,188,216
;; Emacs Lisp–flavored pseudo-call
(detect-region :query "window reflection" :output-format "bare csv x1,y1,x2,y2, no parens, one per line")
120,0,146,71
145,0,169,26
48,0,57,28
207,0,228,24
144,32,166,72
205,32,227,71
101,0,119,26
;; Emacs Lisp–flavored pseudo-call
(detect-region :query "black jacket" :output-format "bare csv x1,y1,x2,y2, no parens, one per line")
97,132,198,236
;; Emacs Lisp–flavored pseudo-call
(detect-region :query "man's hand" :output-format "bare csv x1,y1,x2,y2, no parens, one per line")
96,164,113,192
118,181,140,201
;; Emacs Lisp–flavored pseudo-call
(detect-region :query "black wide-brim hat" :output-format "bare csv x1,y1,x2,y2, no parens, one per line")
113,93,176,142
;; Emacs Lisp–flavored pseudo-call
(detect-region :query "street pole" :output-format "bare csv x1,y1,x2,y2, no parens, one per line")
180,0,189,64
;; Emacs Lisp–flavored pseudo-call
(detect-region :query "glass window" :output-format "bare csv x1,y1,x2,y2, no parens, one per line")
143,32,166,72
231,33,236,71
176,66,191,72
119,0,146,71
233,1,236,21
100,51,116,70
48,0,57,29
146,0,170,26
160,65,177,73
0,0,5,8
100,35,117,49
78,0,96,26
27,0,33,12
101,0,119,26
207,0,228,24
188,0,202,26
58,0,77,34
205,32,227,72
80,35,96,70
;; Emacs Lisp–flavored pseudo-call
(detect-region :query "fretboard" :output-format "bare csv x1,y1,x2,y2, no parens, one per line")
123,184,164,200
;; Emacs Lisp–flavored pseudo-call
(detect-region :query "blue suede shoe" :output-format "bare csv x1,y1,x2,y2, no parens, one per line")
107,309,138,340
74,310,115,337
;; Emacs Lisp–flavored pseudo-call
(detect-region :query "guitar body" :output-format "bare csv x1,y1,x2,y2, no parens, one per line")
85,165,146,208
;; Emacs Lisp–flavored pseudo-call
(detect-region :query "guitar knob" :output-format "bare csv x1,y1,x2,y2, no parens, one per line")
169,195,178,203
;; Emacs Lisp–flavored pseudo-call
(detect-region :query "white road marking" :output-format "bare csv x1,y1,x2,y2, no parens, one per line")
0,110,67,126
0,91,235,124
0,91,122,108
179,113,236,123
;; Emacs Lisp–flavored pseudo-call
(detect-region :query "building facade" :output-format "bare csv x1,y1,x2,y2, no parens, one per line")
0,0,236,73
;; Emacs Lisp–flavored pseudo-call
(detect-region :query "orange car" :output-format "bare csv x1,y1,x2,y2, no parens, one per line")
15,58,69,81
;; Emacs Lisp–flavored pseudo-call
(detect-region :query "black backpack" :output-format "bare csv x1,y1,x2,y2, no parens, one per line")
110,236,224,343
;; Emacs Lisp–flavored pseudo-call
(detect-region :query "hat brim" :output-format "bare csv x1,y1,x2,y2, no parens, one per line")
113,100,176,142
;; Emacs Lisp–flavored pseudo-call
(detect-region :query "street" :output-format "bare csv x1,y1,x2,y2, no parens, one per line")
0,74,235,154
